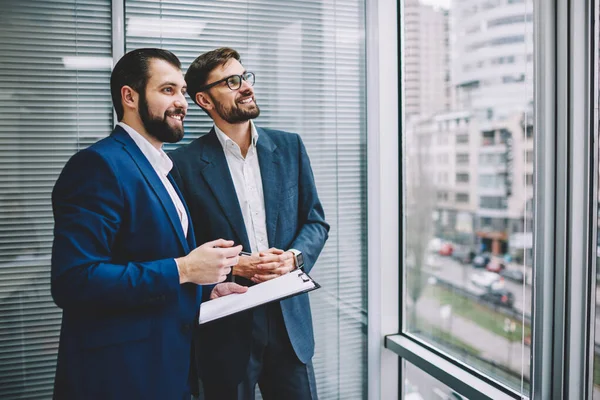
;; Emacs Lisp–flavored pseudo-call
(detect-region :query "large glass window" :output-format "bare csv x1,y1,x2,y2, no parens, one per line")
403,0,533,394
125,1,368,398
0,1,112,398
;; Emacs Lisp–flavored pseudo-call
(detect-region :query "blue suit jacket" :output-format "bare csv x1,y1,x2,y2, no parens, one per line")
51,126,201,399
169,127,329,385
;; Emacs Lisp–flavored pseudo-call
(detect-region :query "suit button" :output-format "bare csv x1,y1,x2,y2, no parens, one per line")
181,323,193,333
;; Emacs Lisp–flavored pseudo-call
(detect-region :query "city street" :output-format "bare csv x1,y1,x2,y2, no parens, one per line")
425,254,532,316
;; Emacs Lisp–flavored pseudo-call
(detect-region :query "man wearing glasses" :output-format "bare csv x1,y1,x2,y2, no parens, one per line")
169,47,329,399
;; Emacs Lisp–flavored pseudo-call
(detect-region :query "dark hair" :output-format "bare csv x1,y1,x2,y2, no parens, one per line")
185,47,241,106
110,48,182,121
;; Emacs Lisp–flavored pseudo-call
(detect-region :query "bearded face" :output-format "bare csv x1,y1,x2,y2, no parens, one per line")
208,86,260,124
139,89,186,144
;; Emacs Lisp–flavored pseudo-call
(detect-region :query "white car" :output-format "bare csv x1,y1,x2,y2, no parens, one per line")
470,271,504,290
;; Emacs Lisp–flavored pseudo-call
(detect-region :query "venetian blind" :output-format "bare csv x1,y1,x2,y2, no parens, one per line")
125,1,368,398
0,0,113,398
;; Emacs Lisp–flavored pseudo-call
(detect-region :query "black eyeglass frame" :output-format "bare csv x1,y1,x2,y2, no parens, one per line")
197,72,255,92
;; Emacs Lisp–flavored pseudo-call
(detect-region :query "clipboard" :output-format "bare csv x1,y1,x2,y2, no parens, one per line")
199,270,320,324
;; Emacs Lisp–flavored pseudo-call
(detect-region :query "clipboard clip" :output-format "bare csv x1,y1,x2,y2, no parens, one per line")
298,271,311,283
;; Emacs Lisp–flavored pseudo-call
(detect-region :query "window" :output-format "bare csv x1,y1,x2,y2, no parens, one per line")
456,134,469,144
526,150,534,163
526,173,534,186
456,173,470,183
401,0,533,395
0,1,113,397
479,196,508,209
456,193,470,202
456,153,470,164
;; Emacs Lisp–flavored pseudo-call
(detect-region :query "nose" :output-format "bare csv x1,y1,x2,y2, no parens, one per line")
175,91,188,110
239,78,253,92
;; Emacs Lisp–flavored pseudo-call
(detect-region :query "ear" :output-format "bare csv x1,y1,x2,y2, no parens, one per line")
196,92,213,111
121,86,138,113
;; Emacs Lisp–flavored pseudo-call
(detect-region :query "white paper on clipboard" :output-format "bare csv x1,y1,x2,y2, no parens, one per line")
199,270,320,324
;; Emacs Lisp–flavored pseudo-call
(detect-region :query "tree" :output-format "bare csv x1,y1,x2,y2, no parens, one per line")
405,130,437,328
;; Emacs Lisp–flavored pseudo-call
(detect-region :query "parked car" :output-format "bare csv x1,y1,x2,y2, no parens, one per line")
452,246,476,264
480,288,515,308
470,271,504,290
485,259,506,273
500,268,525,283
439,243,454,256
472,253,491,268
427,238,443,253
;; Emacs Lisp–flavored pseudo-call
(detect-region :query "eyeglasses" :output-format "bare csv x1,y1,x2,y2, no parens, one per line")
198,72,255,92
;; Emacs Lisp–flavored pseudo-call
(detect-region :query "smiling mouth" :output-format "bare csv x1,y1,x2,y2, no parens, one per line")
166,111,185,122
238,97,254,105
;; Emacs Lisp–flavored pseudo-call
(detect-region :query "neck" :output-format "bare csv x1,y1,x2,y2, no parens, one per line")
121,114,163,150
215,119,252,156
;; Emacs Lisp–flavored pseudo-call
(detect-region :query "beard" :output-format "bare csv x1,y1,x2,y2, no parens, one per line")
210,92,260,124
139,92,185,144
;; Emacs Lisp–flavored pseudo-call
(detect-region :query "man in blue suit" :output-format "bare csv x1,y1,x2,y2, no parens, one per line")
170,48,330,400
51,48,246,399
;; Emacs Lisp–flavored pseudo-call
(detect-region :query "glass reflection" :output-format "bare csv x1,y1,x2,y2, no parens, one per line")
403,0,533,392
403,360,469,400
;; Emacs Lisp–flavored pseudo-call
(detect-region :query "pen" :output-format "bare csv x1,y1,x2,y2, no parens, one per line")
239,251,252,256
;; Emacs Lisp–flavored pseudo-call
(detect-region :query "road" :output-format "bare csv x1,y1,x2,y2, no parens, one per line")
420,253,600,397
425,254,532,315
427,254,600,346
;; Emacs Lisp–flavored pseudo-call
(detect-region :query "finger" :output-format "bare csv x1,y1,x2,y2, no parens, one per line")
225,255,239,267
257,254,280,263
219,245,243,259
269,248,284,254
204,238,235,248
271,266,292,275
222,266,232,275
256,261,282,270
216,282,248,296
252,273,278,283
278,252,293,261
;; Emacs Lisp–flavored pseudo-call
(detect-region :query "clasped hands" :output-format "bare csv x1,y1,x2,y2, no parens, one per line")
233,247,295,283
176,240,294,300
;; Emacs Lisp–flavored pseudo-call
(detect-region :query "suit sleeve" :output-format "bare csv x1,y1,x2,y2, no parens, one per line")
51,149,180,311
288,135,330,273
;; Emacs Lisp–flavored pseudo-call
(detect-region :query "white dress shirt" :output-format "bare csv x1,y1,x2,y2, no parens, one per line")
118,122,188,238
214,122,268,252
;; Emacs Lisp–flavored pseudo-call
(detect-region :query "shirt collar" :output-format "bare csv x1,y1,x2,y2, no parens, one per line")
117,122,173,177
214,121,259,152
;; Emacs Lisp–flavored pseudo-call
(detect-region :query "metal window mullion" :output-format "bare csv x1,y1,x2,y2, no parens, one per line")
586,2,600,397
532,0,596,398
530,0,559,395
564,0,595,398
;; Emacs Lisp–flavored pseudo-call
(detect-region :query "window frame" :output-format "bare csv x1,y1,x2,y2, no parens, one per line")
381,0,599,399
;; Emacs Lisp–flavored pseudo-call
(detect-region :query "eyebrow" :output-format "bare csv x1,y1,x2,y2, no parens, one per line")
159,81,183,88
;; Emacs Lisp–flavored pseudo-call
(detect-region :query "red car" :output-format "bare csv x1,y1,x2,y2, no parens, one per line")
439,243,454,256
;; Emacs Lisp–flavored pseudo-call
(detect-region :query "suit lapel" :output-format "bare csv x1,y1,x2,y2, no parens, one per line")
111,127,190,254
169,173,196,250
198,130,251,250
256,128,281,246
